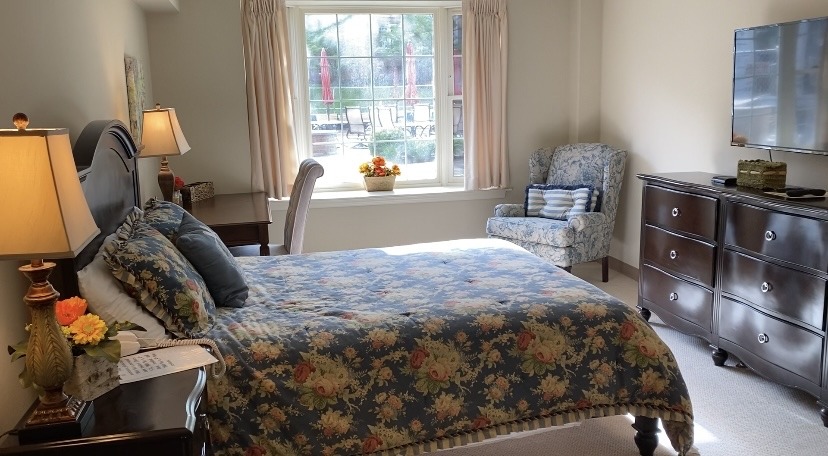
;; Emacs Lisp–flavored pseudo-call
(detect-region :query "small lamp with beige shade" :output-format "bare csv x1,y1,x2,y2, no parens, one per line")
0,113,100,442
139,103,191,201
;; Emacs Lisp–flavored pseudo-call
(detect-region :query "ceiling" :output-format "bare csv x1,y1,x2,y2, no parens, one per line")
131,0,180,13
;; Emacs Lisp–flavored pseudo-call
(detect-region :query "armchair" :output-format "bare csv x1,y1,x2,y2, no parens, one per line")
485,143,627,282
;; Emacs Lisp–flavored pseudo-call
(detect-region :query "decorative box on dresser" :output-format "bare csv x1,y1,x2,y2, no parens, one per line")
637,172,828,426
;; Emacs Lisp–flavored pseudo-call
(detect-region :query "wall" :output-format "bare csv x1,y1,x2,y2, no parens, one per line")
600,0,828,267
145,0,574,252
0,0,152,435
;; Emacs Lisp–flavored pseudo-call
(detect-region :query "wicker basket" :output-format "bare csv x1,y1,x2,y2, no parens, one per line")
736,160,787,189
363,175,396,192
181,181,215,206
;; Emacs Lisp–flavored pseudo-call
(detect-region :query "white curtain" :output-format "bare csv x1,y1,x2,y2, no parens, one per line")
462,0,509,190
240,0,298,199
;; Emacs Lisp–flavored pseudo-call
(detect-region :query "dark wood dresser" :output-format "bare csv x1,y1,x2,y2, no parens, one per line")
637,172,828,426
0,368,210,455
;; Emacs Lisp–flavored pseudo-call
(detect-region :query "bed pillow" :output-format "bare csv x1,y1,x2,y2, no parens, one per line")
524,184,592,220
102,210,215,338
175,212,249,308
78,233,169,342
143,198,188,240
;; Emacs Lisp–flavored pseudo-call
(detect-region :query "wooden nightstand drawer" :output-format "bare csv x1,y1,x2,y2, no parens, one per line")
722,250,826,330
0,368,209,456
725,202,828,271
642,225,717,286
640,264,713,332
719,298,823,385
643,185,718,239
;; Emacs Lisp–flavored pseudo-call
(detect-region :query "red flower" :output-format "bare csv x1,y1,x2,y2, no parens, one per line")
362,435,383,453
409,347,429,369
293,361,315,383
471,415,491,429
619,320,638,340
245,445,266,456
174,176,185,190
55,296,88,326
516,330,535,351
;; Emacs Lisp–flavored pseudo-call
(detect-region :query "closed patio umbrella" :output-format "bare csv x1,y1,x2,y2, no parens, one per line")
320,48,333,117
404,41,417,105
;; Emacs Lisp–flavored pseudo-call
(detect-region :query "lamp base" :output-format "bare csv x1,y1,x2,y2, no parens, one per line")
17,397,94,444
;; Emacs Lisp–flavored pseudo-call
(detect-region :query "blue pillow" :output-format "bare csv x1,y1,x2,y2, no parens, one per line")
143,198,188,240
175,213,249,308
525,184,597,219
103,211,215,338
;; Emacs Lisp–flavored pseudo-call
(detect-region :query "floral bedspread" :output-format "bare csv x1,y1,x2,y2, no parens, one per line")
205,239,693,455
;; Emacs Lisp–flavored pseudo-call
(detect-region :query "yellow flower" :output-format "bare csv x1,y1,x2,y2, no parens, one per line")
69,314,108,346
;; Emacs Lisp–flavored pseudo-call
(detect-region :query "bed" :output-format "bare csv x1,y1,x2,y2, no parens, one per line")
62,120,694,456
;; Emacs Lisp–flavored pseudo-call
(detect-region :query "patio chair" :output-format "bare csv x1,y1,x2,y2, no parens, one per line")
411,103,434,136
375,106,397,131
485,143,628,282
345,106,372,140
452,104,463,136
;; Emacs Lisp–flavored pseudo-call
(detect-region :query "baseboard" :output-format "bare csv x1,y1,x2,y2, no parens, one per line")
608,256,638,281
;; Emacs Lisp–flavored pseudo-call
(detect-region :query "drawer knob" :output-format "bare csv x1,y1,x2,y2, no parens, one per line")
764,230,776,241
757,333,770,344
671,207,681,217
669,250,678,260
669,292,679,301
760,282,772,293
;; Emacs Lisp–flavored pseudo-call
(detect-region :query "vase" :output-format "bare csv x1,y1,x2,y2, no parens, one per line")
172,189,183,206
64,354,120,401
363,175,396,192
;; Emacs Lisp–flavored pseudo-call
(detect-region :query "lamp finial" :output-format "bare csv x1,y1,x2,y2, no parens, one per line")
12,112,29,130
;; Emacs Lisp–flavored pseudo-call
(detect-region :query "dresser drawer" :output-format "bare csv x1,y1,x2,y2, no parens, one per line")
642,225,716,286
722,250,826,330
719,298,823,385
725,202,828,272
641,264,713,332
643,185,718,239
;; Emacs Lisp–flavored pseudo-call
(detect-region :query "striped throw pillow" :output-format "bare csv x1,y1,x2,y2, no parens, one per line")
525,185,593,220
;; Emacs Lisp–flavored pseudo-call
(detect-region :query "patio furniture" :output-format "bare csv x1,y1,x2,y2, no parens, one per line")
410,103,434,136
345,106,372,140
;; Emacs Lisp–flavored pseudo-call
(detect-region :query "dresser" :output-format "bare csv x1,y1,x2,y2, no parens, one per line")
637,172,828,426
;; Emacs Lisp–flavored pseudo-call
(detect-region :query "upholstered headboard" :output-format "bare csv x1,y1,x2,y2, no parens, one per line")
53,119,141,297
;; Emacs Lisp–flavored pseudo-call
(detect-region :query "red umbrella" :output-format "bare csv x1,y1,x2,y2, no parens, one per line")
320,48,333,115
404,41,417,105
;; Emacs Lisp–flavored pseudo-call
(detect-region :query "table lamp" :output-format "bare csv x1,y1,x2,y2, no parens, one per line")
0,113,100,442
139,103,190,201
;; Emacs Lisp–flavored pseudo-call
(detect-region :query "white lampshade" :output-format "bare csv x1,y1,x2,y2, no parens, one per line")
0,128,100,259
140,105,191,158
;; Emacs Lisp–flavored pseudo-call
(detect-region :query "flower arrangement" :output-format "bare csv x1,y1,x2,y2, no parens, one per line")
359,156,401,178
8,296,143,389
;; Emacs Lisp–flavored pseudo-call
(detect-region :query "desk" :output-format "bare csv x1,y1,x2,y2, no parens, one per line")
188,192,272,256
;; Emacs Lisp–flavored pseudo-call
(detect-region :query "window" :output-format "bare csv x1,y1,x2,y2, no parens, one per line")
290,3,463,190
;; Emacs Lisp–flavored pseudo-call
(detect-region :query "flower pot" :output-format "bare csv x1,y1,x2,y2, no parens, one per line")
64,354,120,401
363,175,396,192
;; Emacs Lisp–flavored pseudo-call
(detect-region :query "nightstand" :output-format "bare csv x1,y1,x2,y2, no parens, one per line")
187,192,272,255
0,368,210,456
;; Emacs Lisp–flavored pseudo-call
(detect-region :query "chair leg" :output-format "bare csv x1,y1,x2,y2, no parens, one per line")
601,256,609,282
561,266,572,273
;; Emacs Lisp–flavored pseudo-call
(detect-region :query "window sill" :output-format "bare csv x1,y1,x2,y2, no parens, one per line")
269,186,507,210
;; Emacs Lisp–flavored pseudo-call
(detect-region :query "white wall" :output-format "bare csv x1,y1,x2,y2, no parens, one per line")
145,0,575,252
601,0,828,267
0,0,152,434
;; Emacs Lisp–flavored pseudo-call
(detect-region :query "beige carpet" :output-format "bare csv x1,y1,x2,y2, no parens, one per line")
426,262,828,456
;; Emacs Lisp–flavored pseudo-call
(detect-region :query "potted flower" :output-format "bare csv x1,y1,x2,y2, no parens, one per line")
8,296,144,400
359,156,401,191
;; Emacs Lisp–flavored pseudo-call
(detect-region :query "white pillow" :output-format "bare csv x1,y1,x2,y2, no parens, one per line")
526,187,591,220
77,234,169,342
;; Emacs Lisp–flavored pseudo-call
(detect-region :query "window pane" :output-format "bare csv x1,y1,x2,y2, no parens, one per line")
452,100,465,177
304,12,442,187
452,13,462,96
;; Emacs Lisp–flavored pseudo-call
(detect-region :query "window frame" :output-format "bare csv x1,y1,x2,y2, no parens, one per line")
288,1,463,191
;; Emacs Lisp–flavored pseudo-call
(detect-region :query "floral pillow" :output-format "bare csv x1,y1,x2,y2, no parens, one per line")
102,210,215,338
143,198,188,240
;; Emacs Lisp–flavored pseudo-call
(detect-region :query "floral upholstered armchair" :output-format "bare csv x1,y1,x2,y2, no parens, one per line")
485,143,627,282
